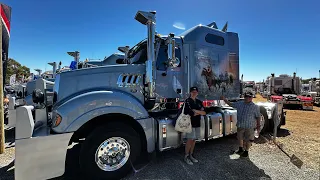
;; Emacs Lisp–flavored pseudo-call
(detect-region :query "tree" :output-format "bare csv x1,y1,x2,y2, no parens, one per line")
4,58,30,84
301,78,320,84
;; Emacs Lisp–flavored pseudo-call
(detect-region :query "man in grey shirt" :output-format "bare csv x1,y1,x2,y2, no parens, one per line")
221,91,261,157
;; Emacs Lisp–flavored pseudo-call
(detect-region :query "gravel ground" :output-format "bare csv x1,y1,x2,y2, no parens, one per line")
56,135,318,180
253,94,320,170
0,127,15,180
1,134,318,180
1,95,319,180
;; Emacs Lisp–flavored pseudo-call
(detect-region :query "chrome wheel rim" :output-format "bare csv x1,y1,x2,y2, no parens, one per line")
260,113,265,131
95,137,130,171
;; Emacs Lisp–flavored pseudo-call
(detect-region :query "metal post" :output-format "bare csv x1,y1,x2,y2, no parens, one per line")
0,19,4,154
273,104,279,142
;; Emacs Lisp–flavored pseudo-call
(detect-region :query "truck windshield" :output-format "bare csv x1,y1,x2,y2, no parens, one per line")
245,85,254,88
156,45,181,71
129,39,148,64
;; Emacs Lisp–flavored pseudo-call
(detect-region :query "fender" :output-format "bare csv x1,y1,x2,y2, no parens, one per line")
51,90,149,133
255,102,276,119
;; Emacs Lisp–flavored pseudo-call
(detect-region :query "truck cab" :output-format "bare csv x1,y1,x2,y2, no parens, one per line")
14,10,283,180
243,81,256,97
266,73,313,110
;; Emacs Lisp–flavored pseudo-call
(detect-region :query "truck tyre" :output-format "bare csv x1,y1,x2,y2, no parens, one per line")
259,107,269,133
280,109,285,127
79,122,141,180
270,109,284,131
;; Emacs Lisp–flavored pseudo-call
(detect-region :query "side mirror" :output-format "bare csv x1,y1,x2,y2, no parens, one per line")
166,33,180,68
169,56,180,68
118,46,130,63
118,46,130,54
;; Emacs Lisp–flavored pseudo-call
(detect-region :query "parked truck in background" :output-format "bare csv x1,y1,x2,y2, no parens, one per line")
14,10,285,180
301,83,310,94
6,63,56,128
308,78,320,106
266,73,313,110
7,52,124,128
255,81,264,94
242,81,257,97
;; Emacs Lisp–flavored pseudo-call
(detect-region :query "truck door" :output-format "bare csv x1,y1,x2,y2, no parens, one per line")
155,43,183,104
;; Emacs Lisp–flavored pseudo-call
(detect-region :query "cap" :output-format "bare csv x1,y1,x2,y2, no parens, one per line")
190,86,198,92
244,91,253,97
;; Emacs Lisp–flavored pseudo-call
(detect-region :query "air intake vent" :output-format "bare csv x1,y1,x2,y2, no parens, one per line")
117,74,142,87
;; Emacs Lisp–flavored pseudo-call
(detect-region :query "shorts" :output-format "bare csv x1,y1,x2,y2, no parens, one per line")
237,128,254,142
185,127,201,140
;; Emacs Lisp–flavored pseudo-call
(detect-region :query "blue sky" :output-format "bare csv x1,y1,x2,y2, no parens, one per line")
2,0,320,81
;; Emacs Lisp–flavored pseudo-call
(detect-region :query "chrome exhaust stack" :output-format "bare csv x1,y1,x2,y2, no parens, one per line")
34,69,42,76
48,62,57,78
135,10,156,100
271,73,275,94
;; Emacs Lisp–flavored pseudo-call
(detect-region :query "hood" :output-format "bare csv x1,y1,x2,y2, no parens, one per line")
56,64,146,103
86,53,124,66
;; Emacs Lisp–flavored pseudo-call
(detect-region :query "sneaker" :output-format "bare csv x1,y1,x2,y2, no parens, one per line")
241,151,248,157
189,154,199,163
184,156,193,165
233,148,244,155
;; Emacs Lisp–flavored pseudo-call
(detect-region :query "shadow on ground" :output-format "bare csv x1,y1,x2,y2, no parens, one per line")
276,128,291,137
4,128,15,146
254,128,291,145
0,160,14,180
54,136,271,180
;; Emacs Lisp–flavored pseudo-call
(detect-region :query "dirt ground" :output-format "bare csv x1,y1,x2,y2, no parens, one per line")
253,94,320,170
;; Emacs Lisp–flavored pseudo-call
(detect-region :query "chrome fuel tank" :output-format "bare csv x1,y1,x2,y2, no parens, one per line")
222,108,237,135
206,112,223,140
157,118,181,151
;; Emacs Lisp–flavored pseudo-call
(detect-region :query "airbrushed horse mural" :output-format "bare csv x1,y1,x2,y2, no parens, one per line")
201,65,234,92
193,49,238,99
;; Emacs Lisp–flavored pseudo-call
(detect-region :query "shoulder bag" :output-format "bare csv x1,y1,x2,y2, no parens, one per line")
174,101,192,133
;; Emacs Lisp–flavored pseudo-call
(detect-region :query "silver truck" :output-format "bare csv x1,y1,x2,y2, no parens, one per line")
6,63,56,128
14,10,285,180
